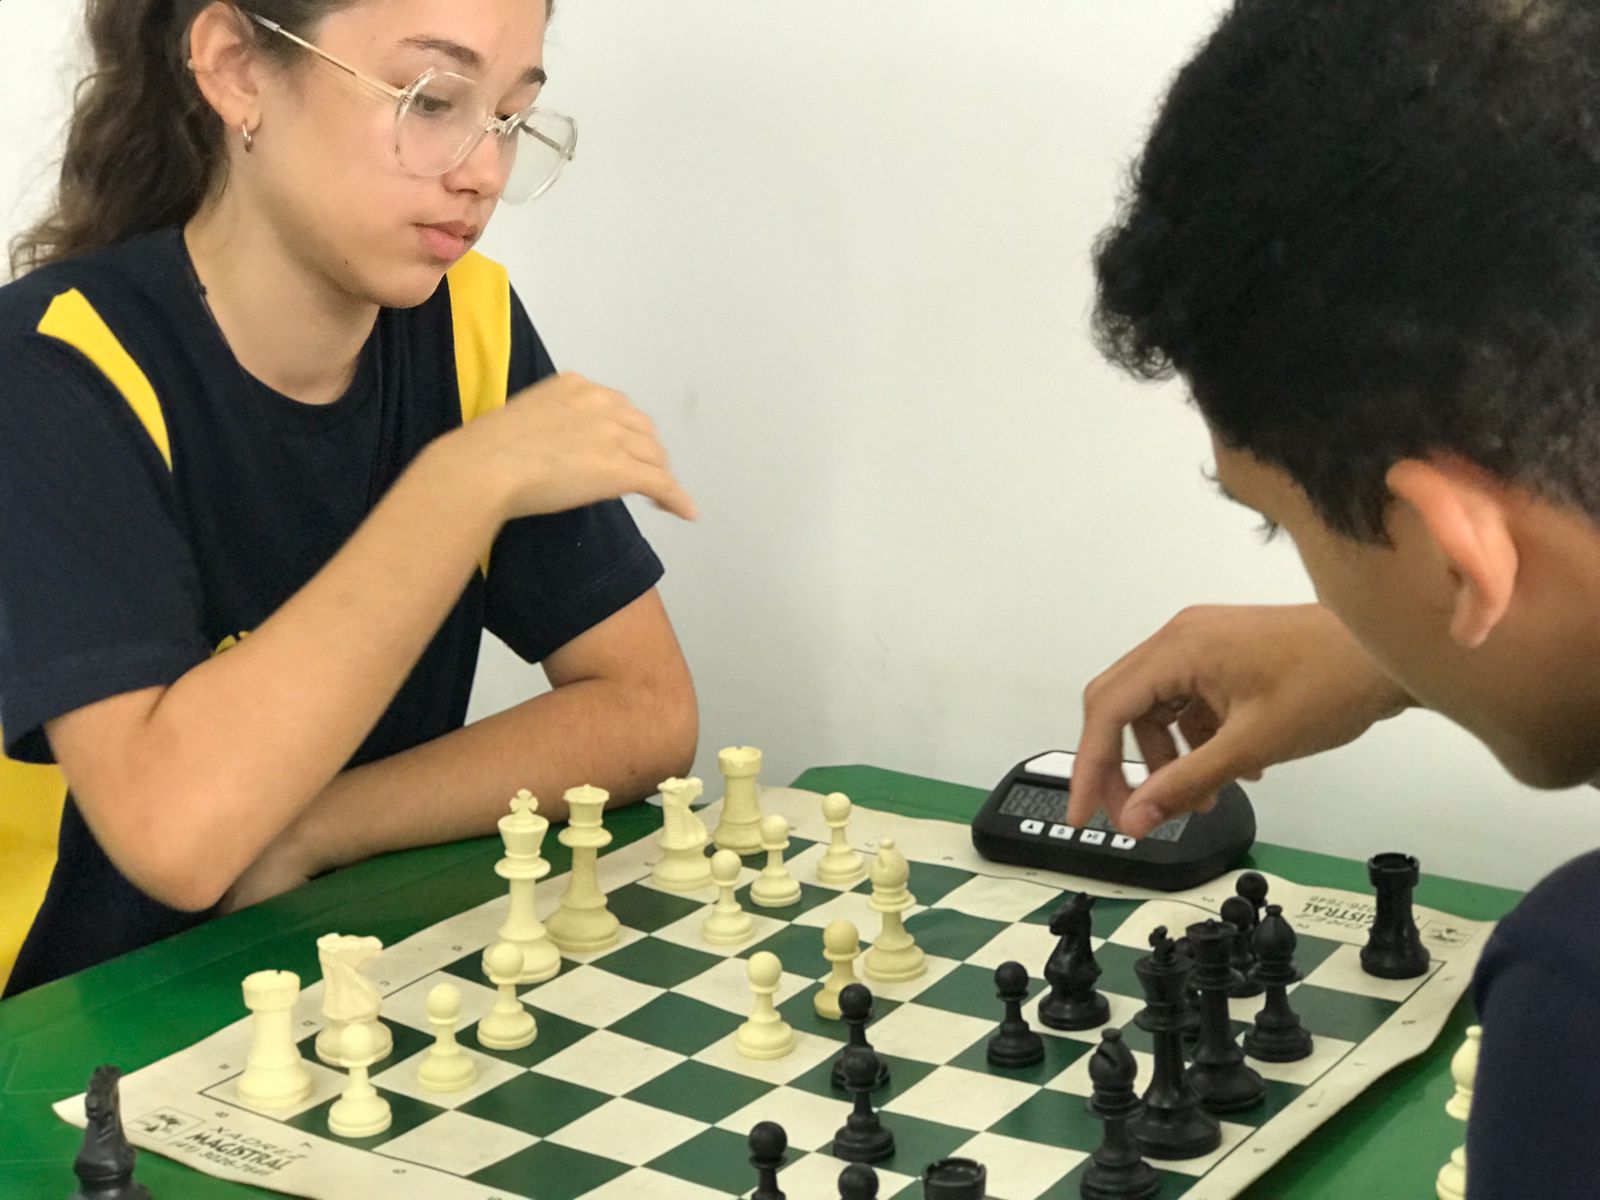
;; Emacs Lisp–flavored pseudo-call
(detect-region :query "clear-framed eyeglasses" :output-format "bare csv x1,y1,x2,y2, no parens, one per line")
246,12,576,204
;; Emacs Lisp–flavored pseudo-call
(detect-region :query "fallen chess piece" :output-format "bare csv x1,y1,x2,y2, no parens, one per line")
328,1023,391,1138
1361,852,1430,979
71,1065,151,1200
751,814,803,908
237,970,313,1109
736,951,796,1059
703,848,756,945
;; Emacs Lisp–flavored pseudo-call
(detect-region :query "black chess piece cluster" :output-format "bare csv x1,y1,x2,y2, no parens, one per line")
759,852,1428,1200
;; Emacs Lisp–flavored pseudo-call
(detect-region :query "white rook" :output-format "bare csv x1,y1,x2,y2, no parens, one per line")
238,970,313,1109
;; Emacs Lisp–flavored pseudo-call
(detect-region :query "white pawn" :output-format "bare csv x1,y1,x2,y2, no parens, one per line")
477,941,538,1050
750,814,802,909
864,838,926,982
1446,1025,1479,1120
736,951,795,1059
1436,1147,1467,1200
417,983,477,1093
814,919,862,1019
328,1023,391,1138
816,792,867,886
237,970,313,1110
702,849,755,945
1437,1024,1479,1200
651,777,714,892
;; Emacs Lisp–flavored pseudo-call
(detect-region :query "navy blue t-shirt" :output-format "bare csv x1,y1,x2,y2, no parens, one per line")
0,229,663,996
1469,849,1600,1195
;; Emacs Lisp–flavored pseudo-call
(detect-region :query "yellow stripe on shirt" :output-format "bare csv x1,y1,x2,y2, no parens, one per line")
37,288,173,469
445,252,514,576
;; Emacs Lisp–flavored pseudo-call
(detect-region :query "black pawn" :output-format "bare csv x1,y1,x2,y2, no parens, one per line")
1039,893,1111,1031
1127,928,1220,1160
832,983,891,1092
987,961,1045,1068
923,1157,988,1198
1236,871,1269,926
1220,896,1262,999
749,1121,787,1200
839,1161,880,1199
1242,905,1313,1062
1360,853,1430,980
1183,919,1265,1114
833,1046,896,1163
1081,1028,1159,1200
72,1066,150,1200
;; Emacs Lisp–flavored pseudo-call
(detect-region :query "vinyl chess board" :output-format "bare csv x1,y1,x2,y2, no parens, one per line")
55,788,1495,1200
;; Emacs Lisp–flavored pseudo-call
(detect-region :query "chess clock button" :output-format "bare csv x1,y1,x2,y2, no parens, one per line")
1112,834,1137,850
1080,829,1106,846
1019,819,1045,835
1048,823,1073,840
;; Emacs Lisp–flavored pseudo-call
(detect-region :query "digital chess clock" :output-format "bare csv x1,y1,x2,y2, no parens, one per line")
971,750,1256,891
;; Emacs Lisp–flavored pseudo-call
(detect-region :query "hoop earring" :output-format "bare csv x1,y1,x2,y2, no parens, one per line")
241,122,255,153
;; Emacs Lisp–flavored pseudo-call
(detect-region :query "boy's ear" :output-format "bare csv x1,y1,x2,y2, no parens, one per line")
1385,458,1518,649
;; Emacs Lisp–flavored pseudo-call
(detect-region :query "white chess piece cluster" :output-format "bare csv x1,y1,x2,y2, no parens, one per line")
1436,1025,1478,1200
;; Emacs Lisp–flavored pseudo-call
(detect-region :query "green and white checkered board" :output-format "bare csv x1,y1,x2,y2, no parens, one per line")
56,787,1494,1200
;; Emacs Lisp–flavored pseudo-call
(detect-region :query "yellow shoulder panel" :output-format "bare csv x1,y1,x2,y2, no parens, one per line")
37,289,173,469
0,755,67,994
446,251,513,426
445,252,514,575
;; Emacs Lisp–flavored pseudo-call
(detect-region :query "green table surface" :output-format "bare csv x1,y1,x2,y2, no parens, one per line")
0,765,1523,1199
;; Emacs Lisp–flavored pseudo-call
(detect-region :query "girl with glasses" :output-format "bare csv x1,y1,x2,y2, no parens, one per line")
0,0,699,997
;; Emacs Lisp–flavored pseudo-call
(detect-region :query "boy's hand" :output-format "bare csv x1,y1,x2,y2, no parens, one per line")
1069,604,1412,837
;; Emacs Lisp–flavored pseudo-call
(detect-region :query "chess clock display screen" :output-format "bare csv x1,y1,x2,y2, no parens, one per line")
996,781,1191,842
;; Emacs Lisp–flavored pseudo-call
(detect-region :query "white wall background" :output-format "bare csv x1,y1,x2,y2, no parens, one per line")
5,0,1598,890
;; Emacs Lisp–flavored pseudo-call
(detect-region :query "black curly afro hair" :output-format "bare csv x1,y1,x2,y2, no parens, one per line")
1094,0,1600,540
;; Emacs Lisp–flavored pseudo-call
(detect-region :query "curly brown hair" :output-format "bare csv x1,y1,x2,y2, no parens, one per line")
10,0,555,278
